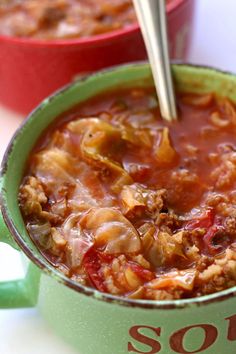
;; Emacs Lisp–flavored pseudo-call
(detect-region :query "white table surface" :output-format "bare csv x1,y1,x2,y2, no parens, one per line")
1,0,236,353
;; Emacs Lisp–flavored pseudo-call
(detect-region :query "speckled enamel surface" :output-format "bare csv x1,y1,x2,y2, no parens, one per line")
1,63,236,353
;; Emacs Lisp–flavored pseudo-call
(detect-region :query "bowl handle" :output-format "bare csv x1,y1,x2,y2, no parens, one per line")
0,211,39,309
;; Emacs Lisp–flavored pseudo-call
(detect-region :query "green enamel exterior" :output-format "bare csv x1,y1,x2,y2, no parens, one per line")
1,63,236,353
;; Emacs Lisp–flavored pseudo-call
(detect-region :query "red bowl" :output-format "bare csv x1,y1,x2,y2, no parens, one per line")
0,0,195,114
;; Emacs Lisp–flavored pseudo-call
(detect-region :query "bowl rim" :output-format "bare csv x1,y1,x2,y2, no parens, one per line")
2,61,236,310
0,0,188,47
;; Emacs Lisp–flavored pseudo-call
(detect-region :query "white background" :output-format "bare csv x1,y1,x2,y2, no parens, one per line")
0,0,236,353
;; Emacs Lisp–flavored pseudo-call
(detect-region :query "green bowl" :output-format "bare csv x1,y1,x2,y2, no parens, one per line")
1,63,236,354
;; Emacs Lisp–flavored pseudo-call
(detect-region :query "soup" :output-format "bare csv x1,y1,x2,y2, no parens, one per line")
0,0,173,39
0,0,136,39
19,88,236,300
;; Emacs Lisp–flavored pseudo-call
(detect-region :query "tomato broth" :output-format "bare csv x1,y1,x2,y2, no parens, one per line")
19,88,236,300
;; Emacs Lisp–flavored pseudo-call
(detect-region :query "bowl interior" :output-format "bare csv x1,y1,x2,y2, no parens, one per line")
2,62,236,306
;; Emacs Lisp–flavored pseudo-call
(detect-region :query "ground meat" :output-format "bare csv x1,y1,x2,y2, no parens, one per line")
19,176,47,217
188,248,236,296
18,89,236,300
156,210,182,233
198,264,222,282
211,149,236,190
145,288,184,301
205,192,229,208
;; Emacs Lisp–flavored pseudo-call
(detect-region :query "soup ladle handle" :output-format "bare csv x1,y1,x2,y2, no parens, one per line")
133,0,177,121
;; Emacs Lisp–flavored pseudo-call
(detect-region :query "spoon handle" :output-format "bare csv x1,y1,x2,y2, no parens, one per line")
133,0,177,121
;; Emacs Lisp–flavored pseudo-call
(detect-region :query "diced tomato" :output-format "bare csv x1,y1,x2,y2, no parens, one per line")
203,220,230,254
98,252,114,263
184,209,226,254
129,263,154,282
124,162,151,183
203,225,222,254
132,165,151,183
83,247,108,292
185,209,214,230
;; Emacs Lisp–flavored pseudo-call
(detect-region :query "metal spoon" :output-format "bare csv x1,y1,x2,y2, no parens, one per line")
133,0,177,121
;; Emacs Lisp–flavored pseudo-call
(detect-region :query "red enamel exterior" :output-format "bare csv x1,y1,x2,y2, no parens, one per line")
0,0,195,114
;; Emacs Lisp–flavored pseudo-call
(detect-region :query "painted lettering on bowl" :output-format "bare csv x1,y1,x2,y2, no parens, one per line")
128,314,236,353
